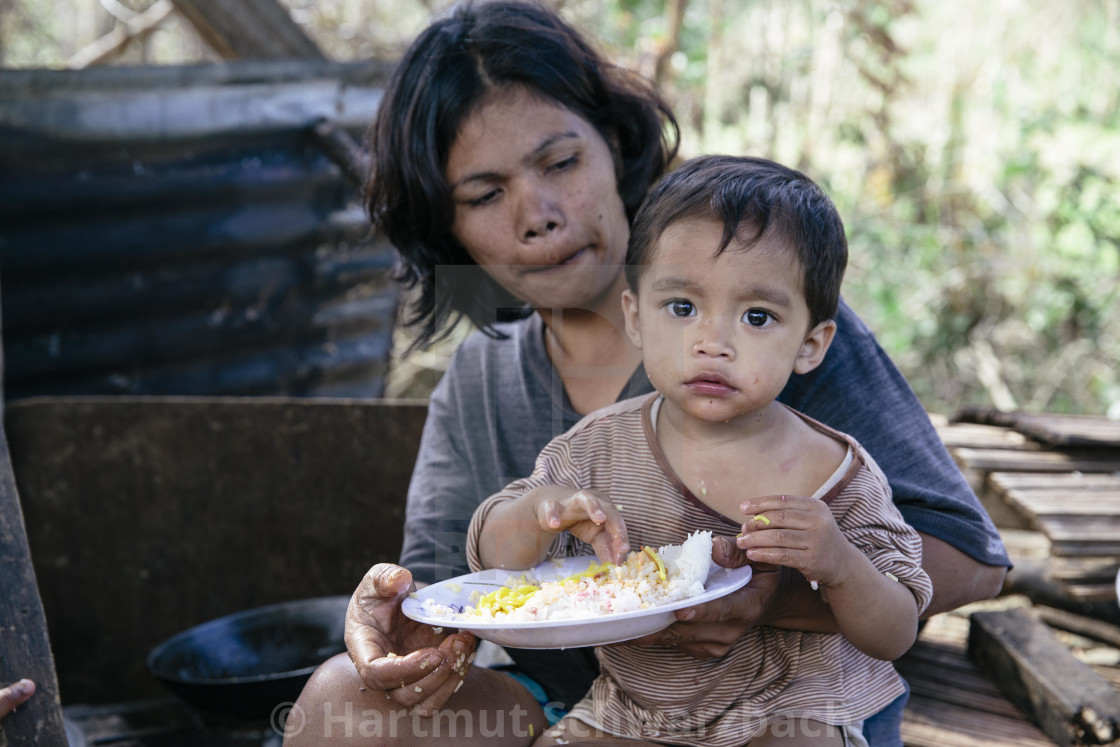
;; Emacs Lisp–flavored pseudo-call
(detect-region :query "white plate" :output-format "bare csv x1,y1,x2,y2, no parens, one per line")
402,556,752,649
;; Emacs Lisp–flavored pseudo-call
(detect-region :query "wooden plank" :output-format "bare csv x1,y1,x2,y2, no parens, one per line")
1051,557,1120,583
902,698,1056,747
969,608,1120,746
955,447,1120,475
7,397,428,704
1011,414,1120,449
937,422,1038,451
953,408,1120,448
0,424,69,745
896,612,1056,747
1033,606,1120,649
1050,543,1120,558
1005,490,1120,515
1060,582,1117,602
990,472,1120,493
1035,515,1120,543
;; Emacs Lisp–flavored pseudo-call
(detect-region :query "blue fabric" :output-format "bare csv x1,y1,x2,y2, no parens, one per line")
779,300,1010,568
862,678,909,747
500,669,567,725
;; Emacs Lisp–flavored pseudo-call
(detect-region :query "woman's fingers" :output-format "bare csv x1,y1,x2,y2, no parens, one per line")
409,633,477,715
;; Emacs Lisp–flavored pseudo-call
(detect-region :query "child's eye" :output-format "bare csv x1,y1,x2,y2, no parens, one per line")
667,299,696,318
742,308,773,327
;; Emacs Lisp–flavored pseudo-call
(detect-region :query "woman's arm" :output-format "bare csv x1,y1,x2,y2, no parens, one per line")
920,533,1007,616
780,300,1011,599
759,531,1007,626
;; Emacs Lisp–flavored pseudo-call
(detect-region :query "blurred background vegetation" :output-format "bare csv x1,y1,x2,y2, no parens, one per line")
1,0,1117,417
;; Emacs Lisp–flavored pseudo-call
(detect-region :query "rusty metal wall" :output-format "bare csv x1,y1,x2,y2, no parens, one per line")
0,60,399,399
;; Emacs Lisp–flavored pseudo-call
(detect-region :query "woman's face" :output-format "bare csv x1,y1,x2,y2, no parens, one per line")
445,86,630,313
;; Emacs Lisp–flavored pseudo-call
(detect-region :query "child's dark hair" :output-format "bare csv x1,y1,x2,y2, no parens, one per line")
367,0,679,350
625,155,847,328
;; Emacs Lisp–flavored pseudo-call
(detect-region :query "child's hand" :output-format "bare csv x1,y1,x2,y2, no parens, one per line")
734,494,858,590
534,487,630,564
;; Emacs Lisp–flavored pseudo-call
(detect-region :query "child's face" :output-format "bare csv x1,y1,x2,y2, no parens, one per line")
622,216,835,425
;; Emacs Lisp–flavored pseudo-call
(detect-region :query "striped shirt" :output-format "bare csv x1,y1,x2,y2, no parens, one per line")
467,393,933,746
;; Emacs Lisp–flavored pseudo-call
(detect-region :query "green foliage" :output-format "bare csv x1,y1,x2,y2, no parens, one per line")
2,0,1117,416
587,0,1120,417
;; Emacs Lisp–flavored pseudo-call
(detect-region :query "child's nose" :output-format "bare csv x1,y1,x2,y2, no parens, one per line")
692,320,735,359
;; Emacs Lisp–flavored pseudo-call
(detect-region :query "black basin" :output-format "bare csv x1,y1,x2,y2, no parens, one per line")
146,595,349,720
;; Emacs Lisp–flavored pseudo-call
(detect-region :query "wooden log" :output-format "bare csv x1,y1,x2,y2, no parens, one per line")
969,608,1120,746
308,118,370,189
0,425,68,745
169,0,325,60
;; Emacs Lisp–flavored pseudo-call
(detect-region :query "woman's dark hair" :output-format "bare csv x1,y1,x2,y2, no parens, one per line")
366,0,679,350
625,155,848,329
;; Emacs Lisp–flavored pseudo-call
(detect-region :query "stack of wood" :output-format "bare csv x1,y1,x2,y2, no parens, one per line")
937,409,1120,604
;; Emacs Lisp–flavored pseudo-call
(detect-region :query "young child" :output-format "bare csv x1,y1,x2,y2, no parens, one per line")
465,155,933,746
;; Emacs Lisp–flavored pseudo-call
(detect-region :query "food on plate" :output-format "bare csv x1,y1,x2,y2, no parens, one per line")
426,530,713,622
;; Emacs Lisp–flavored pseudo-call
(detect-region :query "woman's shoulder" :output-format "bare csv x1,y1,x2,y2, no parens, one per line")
560,393,655,444
440,317,543,380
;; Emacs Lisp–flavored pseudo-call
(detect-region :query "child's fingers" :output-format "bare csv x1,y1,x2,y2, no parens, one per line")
537,498,564,530
569,490,629,563
589,517,630,564
571,490,609,524
739,494,815,517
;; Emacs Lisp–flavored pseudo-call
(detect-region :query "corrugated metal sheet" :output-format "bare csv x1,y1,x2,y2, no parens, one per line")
0,60,399,399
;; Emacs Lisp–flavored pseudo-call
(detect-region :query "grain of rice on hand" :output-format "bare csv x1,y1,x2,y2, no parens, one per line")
434,530,714,622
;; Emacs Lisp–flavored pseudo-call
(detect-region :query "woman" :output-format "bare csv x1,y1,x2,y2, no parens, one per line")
289,2,1009,745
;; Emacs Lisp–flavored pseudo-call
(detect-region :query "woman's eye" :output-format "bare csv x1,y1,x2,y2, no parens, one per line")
467,189,501,207
547,155,578,173
667,300,696,317
743,309,772,327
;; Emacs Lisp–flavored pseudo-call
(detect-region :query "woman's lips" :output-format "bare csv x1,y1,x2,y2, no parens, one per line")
523,246,589,273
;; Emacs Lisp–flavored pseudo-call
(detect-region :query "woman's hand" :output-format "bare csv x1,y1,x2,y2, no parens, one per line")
623,536,785,658
0,679,35,719
735,494,856,590
344,563,476,715
534,487,630,565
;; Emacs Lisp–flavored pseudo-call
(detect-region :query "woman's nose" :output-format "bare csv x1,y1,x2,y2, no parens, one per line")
517,184,564,241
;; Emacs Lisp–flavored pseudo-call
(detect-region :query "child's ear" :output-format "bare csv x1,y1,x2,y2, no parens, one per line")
621,289,643,349
794,319,836,374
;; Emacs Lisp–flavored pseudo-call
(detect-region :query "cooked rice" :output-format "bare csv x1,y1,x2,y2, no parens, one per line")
443,530,713,622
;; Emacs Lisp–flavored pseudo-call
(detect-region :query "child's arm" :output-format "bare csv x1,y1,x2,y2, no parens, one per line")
736,494,919,660
476,485,630,571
